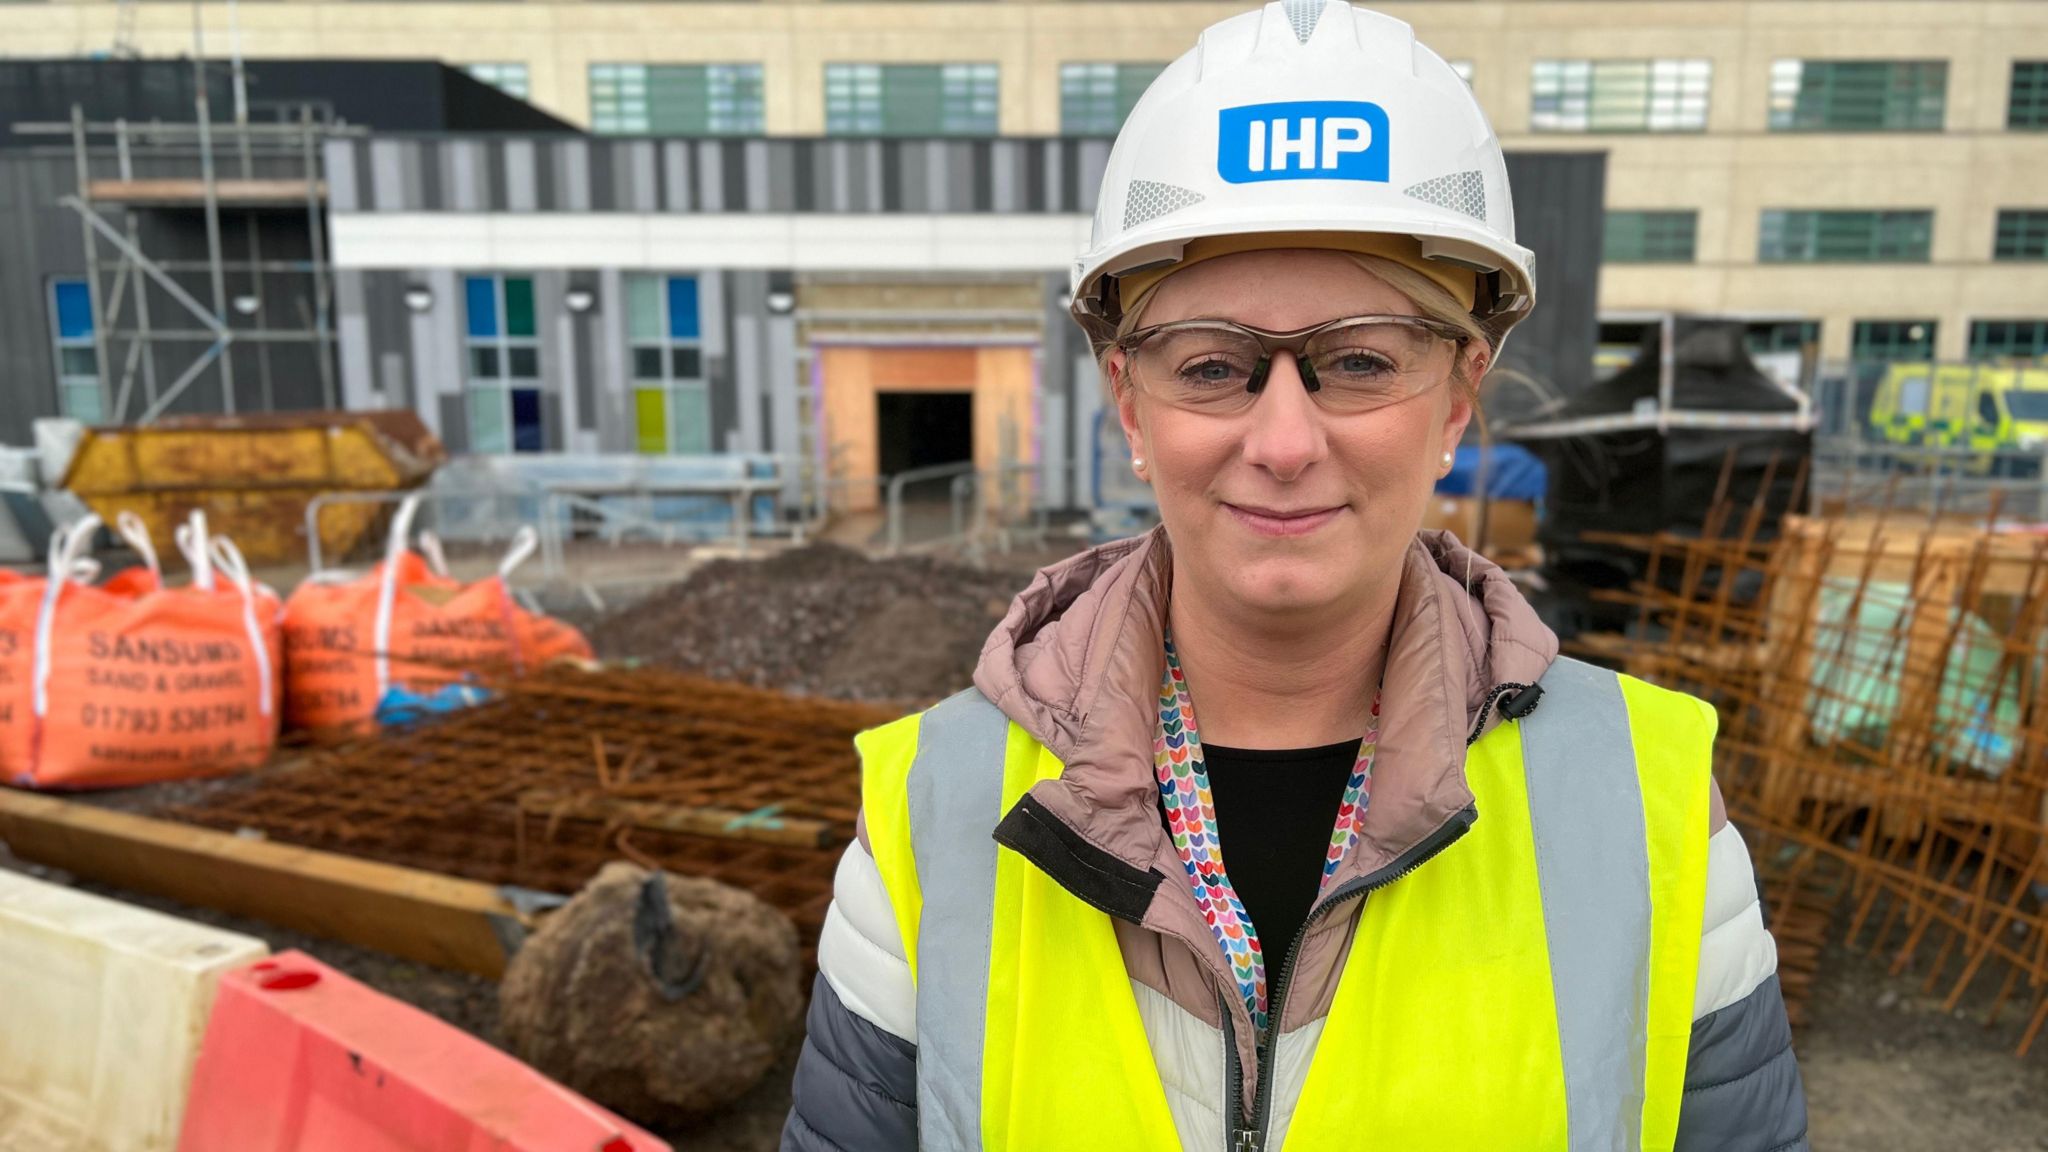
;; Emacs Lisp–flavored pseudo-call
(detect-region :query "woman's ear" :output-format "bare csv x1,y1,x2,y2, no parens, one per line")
1111,353,1149,467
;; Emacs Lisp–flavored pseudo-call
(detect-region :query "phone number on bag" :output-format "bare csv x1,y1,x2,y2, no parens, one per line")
78,702,251,734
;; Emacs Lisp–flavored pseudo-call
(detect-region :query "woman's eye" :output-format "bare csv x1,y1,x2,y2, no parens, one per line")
1181,359,1242,384
1332,352,1394,375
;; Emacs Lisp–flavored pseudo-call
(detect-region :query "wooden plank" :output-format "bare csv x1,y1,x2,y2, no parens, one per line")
517,789,833,849
86,178,328,204
0,789,530,979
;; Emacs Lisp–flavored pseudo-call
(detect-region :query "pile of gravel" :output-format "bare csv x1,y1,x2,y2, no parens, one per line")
585,545,1038,705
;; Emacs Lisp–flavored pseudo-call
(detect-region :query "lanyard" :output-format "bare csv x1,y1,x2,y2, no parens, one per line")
1154,629,1381,1037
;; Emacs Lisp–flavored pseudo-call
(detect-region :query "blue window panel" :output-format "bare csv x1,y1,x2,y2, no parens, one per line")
667,276,701,339
511,387,544,453
465,276,499,338
53,281,93,339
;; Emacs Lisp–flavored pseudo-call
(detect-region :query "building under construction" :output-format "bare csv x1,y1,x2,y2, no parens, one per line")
0,58,570,444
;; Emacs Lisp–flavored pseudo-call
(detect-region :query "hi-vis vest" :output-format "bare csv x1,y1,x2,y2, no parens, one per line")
859,657,1713,1152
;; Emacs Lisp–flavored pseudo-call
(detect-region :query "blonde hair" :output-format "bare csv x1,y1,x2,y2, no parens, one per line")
1099,251,1491,406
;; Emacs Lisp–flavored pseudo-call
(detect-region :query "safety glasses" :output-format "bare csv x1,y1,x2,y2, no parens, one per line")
1114,313,1470,416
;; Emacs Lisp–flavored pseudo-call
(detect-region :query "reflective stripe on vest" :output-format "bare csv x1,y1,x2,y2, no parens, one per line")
908,689,1011,1152
861,658,1712,1152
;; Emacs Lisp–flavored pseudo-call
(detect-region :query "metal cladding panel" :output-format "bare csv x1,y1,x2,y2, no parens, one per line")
1500,151,1605,400
0,154,81,443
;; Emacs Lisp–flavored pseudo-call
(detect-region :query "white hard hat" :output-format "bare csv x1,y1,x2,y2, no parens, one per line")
1070,0,1535,349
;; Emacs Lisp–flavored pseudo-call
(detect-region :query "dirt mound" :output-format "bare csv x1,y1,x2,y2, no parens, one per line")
499,863,805,1127
588,545,1035,704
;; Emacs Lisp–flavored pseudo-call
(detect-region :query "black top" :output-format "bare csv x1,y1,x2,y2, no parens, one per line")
1200,737,1363,959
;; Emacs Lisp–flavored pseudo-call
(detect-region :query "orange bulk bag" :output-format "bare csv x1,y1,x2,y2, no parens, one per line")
282,496,589,736
1,513,282,791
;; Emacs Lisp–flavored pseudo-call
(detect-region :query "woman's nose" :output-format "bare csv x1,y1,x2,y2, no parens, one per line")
1239,354,1328,481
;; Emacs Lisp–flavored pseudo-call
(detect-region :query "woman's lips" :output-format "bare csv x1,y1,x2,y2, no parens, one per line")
1223,503,1343,537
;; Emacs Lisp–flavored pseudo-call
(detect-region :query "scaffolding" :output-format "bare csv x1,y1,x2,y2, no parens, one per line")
15,100,360,424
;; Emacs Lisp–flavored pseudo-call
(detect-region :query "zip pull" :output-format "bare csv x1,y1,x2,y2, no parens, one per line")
1233,1129,1263,1152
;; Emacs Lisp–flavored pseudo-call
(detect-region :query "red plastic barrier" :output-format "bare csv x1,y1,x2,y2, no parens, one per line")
176,951,668,1152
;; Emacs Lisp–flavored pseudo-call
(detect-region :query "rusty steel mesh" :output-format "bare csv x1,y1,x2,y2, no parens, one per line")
1574,462,2048,1052
168,665,899,961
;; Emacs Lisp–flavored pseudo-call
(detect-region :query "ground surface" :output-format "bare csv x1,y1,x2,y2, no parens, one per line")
10,536,2048,1148
1798,944,2048,1151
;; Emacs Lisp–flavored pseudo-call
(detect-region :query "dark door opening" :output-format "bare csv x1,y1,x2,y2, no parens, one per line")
877,391,973,485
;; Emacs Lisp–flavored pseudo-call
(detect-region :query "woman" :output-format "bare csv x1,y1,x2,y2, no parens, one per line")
786,3,1805,1149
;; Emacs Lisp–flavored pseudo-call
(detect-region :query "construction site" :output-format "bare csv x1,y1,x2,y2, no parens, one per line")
4,0,2048,1148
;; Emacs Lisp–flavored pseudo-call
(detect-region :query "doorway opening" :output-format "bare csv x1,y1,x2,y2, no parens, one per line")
876,391,973,486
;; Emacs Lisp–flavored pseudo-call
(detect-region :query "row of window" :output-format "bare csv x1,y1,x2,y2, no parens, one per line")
467,58,2048,136
1604,209,2048,264
47,272,717,453
463,273,709,454
46,274,2048,434
1835,320,2048,364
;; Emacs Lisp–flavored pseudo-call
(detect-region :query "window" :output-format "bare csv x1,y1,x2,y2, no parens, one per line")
825,63,998,136
1851,320,1936,364
1746,321,1821,356
2009,62,2048,128
1978,391,2002,428
1768,60,1946,131
465,63,530,101
1059,62,1164,135
47,279,102,423
1994,210,2048,260
589,64,764,135
1968,320,2048,361
627,275,711,455
463,275,543,454
1896,372,1931,417
1604,210,1697,262
1530,59,1710,132
1758,210,1932,262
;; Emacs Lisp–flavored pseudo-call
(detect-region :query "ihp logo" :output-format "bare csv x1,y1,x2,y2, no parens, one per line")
1217,101,1389,184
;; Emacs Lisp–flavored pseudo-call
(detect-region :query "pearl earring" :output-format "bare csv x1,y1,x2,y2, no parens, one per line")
1132,457,1146,473
1441,450,1453,469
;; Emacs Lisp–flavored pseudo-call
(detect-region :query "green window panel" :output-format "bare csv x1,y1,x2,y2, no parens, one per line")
1851,320,1936,364
469,385,511,455
826,63,998,136
1758,210,1932,263
465,63,529,101
670,383,712,455
2009,61,2048,128
1768,60,1947,131
589,63,764,136
61,382,103,424
1059,62,1165,135
1745,321,1821,356
627,275,664,342
1994,210,2048,260
503,277,536,338
1530,58,1711,132
1967,320,2048,361
1604,210,1698,263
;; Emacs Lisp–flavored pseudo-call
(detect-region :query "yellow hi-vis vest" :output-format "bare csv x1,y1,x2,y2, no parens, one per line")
860,657,1714,1152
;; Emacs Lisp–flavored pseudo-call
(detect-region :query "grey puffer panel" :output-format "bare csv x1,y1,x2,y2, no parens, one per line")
1675,974,1809,1152
781,974,917,1152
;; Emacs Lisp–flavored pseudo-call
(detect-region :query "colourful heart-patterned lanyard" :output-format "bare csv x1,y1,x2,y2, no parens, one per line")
1155,629,1382,1038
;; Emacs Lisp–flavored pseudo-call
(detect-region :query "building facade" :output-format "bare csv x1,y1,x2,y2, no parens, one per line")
319,136,1600,510
10,0,2047,371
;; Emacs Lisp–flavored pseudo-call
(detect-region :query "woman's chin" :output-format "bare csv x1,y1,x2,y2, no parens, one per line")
1219,559,1352,617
